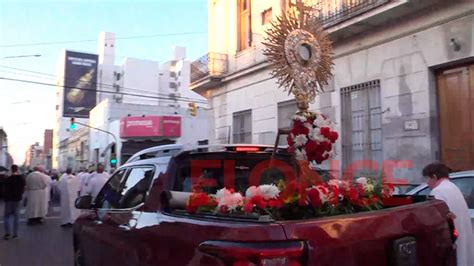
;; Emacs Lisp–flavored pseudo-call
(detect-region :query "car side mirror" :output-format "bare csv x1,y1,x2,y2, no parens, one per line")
75,195,93,209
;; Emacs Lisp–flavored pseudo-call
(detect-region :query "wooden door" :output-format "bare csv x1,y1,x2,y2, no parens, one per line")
437,65,474,171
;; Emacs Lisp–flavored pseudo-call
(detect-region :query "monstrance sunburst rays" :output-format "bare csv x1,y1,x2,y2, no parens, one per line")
263,5,333,104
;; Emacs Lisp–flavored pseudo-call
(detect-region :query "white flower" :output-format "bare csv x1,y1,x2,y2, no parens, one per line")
328,179,340,188
313,114,330,127
216,188,243,211
356,177,368,186
245,186,261,198
258,184,280,200
227,193,244,211
311,128,326,143
323,150,334,158
295,148,307,161
293,115,307,123
294,134,308,147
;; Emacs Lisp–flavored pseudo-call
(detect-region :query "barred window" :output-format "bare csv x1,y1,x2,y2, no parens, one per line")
277,100,297,145
341,80,382,177
233,110,252,144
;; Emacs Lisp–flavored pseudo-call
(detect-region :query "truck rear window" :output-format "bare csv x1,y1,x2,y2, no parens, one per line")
172,152,297,194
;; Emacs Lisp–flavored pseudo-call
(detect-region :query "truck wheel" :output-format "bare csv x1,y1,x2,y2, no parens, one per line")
74,236,85,266
74,247,84,266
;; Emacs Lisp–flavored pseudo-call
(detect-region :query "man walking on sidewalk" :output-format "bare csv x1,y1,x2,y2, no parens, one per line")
3,164,25,240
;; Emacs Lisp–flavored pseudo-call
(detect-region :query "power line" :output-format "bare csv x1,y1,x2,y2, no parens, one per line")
0,76,208,104
0,65,207,103
0,32,206,48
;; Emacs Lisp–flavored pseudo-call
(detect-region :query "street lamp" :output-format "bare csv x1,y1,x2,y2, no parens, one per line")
2,54,42,59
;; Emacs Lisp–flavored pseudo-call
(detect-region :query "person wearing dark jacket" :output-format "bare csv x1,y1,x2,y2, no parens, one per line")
3,165,25,240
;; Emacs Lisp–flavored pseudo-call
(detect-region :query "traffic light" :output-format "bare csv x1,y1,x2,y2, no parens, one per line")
110,153,117,167
188,102,197,117
69,117,76,130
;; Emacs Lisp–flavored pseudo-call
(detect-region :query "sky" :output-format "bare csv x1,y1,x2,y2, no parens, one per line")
0,0,208,165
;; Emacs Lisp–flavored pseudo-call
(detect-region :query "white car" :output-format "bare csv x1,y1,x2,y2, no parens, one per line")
407,170,474,231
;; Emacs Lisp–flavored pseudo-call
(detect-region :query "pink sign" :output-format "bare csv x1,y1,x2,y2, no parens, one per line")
162,116,181,137
120,116,181,138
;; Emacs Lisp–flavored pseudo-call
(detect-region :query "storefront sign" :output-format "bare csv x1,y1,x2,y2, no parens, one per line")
120,116,181,138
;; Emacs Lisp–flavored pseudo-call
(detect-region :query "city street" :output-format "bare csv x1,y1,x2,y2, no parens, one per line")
0,0,473,265
0,201,73,266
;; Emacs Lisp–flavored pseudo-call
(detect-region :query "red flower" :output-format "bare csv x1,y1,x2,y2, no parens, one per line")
329,186,340,206
308,188,322,208
298,185,309,206
186,193,216,213
320,141,332,151
328,131,338,143
345,187,360,205
382,183,395,198
292,120,310,136
305,140,318,153
243,202,254,213
250,195,267,209
268,198,283,208
287,134,295,146
320,127,331,138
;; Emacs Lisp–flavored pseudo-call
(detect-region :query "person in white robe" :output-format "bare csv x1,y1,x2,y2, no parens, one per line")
58,168,81,226
86,164,110,200
423,163,473,266
25,165,51,224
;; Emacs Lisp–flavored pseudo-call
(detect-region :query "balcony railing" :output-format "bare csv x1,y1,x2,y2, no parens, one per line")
313,0,390,28
190,52,228,83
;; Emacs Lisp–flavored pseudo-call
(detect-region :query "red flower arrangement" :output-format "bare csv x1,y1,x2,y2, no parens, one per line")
287,113,339,164
186,175,394,220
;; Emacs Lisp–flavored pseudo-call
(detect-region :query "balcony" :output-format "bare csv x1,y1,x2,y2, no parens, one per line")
314,0,390,29
190,52,228,92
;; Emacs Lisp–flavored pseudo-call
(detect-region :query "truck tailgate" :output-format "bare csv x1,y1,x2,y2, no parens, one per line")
279,200,455,266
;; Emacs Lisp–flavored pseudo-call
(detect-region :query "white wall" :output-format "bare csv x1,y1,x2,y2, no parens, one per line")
121,57,160,105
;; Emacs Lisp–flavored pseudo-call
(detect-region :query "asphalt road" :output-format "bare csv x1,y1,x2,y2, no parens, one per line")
0,200,74,266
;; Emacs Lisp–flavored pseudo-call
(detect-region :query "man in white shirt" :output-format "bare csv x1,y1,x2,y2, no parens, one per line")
86,164,110,199
423,163,473,266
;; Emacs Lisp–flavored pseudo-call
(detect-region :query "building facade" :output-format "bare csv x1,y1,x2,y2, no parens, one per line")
43,129,53,170
54,31,209,170
191,0,474,182
87,98,208,171
0,127,9,168
24,142,44,169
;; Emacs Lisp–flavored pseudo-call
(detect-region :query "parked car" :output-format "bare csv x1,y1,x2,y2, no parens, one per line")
389,182,421,195
406,170,474,231
73,144,457,266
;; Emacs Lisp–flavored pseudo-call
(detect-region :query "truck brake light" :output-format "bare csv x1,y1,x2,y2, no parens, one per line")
447,217,458,243
198,240,305,266
235,147,261,152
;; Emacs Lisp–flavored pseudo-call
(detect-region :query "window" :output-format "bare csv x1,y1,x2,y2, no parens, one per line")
452,177,474,209
277,100,297,145
238,0,252,51
172,153,296,194
95,168,128,208
341,80,383,177
95,166,155,209
233,110,252,143
261,8,272,25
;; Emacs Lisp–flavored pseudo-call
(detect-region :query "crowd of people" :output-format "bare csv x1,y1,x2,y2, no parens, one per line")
1,164,110,240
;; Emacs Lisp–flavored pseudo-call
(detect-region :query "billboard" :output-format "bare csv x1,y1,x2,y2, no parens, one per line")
62,50,98,118
120,116,182,138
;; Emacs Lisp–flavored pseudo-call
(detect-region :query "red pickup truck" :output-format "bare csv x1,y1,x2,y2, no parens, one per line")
73,144,457,266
